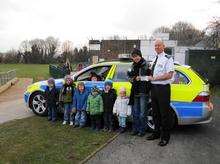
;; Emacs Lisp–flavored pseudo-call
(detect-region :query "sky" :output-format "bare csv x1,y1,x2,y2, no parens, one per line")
0,0,219,52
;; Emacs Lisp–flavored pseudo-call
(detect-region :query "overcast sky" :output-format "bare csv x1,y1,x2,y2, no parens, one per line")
0,0,219,52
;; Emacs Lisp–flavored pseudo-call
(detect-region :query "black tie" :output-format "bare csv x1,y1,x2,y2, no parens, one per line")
151,56,158,76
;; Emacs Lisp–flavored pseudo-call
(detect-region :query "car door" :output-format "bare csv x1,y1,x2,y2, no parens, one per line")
111,63,132,96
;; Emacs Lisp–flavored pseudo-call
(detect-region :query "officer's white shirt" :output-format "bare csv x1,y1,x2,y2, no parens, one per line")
151,52,174,85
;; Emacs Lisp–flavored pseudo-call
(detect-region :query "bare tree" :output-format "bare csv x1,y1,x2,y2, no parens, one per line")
170,21,205,46
204,17,220,49
61,40,74,62
153,26,171,35
45,36,59,62
152,21,205,46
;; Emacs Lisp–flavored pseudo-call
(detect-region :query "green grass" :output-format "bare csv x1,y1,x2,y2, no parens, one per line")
0,64,76,82
0,64,50,82
0,116,116,164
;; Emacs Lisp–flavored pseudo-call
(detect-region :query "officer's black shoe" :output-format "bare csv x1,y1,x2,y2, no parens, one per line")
158,139,169,146
137,133,145,137
146,134,160,140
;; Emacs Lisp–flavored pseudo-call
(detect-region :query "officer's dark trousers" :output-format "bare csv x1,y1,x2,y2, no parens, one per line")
151,84,172,140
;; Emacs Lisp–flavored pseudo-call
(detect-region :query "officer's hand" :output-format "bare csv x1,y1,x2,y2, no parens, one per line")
148,76,154,81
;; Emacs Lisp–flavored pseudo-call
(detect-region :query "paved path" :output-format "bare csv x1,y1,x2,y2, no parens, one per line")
0,78,34,124
87,96,220,164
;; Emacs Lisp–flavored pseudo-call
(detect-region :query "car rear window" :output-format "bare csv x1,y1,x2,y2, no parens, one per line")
191,68,209,84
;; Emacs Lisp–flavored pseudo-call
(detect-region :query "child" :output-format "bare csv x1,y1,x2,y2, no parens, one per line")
113,87,131,133
73,82,89,128
102,80,117,132
45,78,59,122
59,75,75,125
87,86,103,131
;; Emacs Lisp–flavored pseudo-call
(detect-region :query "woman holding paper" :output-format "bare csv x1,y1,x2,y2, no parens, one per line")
128,49,151,137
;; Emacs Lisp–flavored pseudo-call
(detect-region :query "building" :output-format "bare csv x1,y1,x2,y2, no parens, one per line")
89,39,140,61
88,33,204,64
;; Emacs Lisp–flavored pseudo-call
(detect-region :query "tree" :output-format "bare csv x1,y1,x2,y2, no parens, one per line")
204,17,220,49
3,49,20,63
153,26,171,35
61,40,74,62
45,36,59,63
170,21,205,46
19,40,31,63
152,21,205,46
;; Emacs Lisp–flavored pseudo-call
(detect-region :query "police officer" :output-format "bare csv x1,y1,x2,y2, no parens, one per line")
147,39,174,146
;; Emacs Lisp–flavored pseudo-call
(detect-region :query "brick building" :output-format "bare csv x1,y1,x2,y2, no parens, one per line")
89,39,140,61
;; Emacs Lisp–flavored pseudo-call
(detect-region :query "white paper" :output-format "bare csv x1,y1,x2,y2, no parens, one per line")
140,76,149,81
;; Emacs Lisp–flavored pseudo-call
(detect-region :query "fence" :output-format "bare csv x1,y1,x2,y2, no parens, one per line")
0,70,16,86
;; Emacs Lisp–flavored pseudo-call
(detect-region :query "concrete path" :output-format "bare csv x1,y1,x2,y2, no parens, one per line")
0,78,34,124
87,96,220,164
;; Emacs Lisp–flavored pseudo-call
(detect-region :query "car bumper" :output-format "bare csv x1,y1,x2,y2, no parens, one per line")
171,101,214,125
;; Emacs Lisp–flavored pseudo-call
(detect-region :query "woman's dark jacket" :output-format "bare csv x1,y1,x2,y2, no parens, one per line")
128,58,151,105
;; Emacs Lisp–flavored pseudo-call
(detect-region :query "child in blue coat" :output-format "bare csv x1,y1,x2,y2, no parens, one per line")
73,82,89,128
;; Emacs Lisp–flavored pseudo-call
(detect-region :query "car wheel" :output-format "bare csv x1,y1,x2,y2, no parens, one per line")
146,103,155,131
29,92,47,116
146,103,177,131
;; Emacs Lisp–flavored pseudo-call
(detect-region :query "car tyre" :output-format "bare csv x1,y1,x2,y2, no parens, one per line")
29,91,47,116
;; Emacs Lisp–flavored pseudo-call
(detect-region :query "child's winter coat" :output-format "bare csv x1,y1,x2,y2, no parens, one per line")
113,97,131,117
87,94,103,115
45,86,59,107
73,89,89,111
102,89,117,113
59,84,75,103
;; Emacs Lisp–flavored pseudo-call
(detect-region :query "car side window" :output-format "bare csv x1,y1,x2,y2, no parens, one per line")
173,71,190,84
76,66,111,81
113,64,131,82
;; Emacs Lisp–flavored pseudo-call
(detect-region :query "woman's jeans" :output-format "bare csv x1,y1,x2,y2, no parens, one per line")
132,94,148,134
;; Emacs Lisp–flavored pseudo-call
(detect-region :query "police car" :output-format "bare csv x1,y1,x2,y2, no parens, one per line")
24,59,213,130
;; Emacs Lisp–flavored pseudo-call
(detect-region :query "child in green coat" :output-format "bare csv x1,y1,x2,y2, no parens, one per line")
87,86,103,131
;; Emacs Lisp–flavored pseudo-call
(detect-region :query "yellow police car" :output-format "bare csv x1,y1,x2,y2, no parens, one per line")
24,60,213,130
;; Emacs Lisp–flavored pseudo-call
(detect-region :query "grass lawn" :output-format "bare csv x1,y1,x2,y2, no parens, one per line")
0,116,116,164
0,64,76,82
0,64,50,82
